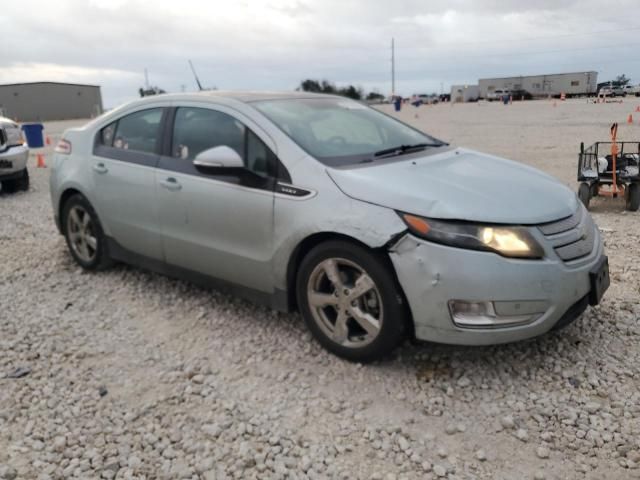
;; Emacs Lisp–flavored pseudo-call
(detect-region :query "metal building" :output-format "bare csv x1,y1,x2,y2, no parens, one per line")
0,82,103,122
478,72,598,99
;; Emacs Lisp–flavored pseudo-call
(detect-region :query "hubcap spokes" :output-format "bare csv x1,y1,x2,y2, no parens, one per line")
67,206,97,262
308,258,383,347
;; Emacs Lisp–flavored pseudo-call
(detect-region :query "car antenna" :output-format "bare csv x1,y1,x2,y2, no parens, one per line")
188,59,204,91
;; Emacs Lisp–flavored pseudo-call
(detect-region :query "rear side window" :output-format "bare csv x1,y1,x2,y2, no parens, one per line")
99,109,163,154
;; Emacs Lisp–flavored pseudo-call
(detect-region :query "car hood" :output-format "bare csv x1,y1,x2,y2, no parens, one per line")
327,147,578,224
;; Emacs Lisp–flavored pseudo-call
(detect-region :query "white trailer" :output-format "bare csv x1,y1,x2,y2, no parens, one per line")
450,84,480,103
479,72,598,99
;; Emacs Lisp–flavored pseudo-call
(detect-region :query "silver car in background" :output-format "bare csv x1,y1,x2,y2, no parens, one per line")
49,92,609,361
0,117,29,193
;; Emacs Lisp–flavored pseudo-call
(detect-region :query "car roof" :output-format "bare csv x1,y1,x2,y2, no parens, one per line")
142,90,343,104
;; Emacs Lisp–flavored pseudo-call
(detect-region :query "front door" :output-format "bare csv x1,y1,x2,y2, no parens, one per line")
156,106,281,292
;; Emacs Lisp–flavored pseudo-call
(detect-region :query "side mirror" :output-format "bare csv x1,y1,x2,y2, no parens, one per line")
193,146,244,169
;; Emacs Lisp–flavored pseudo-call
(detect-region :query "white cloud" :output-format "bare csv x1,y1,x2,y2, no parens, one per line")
0,63,138,84
2,0,639,106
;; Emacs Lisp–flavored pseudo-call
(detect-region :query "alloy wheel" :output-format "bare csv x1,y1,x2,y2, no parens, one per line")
67,205,98,263
306,258,383,347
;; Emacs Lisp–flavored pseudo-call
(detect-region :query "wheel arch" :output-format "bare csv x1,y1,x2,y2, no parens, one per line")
285,231,415,338
58,187,85,232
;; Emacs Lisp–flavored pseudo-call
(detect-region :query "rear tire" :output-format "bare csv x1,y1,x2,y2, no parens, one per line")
578,182,591,209
62,194,112,270
296,240,407,362
626,183,640,212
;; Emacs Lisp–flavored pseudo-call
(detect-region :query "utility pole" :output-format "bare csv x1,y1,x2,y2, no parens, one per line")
391,38,396,96
144,68,150,90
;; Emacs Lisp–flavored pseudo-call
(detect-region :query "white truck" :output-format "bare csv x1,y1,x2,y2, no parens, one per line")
0,117,29,192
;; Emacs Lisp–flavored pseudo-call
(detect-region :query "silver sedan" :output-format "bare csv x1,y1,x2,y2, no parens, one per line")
49,92,609,361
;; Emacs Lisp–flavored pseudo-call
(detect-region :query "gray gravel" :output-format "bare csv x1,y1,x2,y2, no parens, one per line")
2,112,640,479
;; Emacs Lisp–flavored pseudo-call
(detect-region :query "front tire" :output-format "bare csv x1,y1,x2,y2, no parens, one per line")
62,194,112,270
296,240,407,362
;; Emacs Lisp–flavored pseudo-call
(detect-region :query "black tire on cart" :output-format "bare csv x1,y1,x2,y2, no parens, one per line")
578,183,591,209
626,183,640,212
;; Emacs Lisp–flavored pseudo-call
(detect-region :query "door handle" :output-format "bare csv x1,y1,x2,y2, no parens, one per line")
93,163,108,174
160,177,182,191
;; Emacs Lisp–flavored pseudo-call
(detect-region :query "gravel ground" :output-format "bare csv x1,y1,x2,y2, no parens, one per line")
1,100,640,480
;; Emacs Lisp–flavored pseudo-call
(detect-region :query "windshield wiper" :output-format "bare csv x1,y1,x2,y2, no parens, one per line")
374,142,444,158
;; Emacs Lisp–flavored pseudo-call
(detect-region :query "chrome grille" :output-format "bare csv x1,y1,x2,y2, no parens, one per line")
538,206,596,262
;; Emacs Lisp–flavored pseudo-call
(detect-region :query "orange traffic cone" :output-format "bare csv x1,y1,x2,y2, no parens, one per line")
36,153,46,168
45,135,52,146
636,105,640,112
628,114,633,124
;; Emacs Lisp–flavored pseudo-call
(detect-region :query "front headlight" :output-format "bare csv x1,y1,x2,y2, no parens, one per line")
399,213,544,259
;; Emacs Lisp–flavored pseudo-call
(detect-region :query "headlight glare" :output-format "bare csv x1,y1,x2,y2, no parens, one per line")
399,213,544,259
480,227,533,256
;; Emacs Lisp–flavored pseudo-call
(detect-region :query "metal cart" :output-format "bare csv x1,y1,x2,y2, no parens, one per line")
577,123,640,211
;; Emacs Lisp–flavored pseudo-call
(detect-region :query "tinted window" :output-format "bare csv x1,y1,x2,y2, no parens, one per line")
172,107,278,178
100,122,116,146
173,108,244,160
246,130,277,177
112,109,163,154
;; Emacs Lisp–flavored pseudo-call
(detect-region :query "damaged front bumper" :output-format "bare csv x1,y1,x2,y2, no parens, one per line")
388,231,605,345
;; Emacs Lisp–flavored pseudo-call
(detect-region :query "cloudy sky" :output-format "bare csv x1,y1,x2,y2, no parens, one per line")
1,0,639,107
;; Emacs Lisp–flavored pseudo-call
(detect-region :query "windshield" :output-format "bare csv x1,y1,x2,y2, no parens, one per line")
252,97,444,166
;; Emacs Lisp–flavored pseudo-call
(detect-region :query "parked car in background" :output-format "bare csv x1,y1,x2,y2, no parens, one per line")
509,89,533,101
487,89,509,101
0,117,29,193
50,91,609,361
417,94,439,105
598,85,624,97
621,85,640,97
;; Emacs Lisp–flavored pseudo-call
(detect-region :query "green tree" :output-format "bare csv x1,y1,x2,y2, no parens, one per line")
297,79,363,100
366,91,385,101
616,74,630,86
338,85,363,100
297,79,322,93
139,86,166,97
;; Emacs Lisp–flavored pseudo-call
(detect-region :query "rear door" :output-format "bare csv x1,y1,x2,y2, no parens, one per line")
91,107,166,259
156,105,286,292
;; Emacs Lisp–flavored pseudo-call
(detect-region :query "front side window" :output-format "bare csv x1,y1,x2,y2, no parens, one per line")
172,107,279,178
173,107,245,160
100,122,116,146
99,108,163,154
252,97,444,166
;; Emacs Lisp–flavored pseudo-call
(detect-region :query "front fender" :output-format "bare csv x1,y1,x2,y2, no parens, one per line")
271,193,406,291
